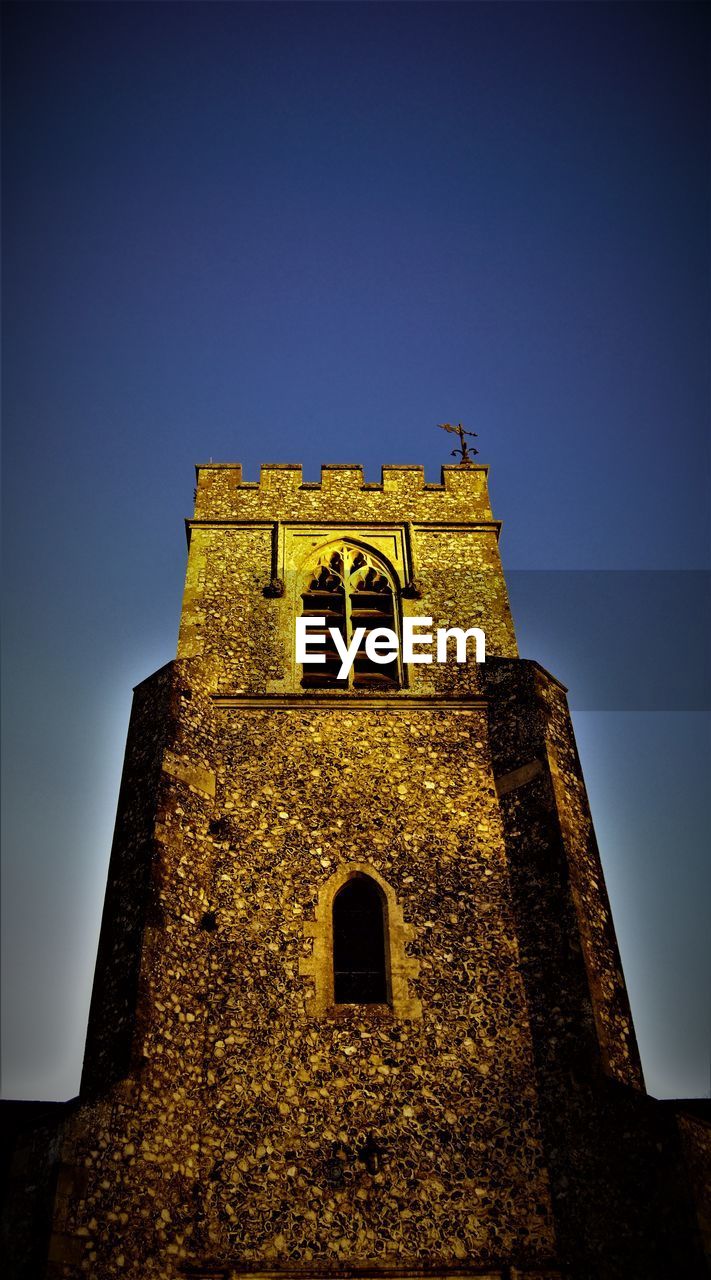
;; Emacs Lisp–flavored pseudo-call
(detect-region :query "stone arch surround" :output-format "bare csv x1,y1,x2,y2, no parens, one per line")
299,861,422,1019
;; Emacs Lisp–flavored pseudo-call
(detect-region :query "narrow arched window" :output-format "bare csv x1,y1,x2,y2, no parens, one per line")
333,876,388,1004
300,544,400,690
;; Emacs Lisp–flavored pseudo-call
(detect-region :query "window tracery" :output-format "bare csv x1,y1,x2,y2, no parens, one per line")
299,544,400,689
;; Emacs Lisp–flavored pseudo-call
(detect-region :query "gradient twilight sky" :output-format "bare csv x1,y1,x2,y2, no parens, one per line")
2,1,709,1101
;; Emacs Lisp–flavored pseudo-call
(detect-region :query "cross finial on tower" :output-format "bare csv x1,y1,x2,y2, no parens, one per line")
437,421,479,465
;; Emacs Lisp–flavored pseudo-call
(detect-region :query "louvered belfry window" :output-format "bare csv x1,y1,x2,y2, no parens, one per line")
300,545,400,690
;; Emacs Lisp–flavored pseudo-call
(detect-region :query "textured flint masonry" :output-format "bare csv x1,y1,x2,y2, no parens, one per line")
11,460,704,1280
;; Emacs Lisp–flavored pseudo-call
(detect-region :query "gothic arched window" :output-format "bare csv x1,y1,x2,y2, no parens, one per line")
300,544,400,690
333,875,388,1004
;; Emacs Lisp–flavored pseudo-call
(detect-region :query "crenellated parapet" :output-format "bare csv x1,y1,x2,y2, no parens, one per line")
191,462,499,526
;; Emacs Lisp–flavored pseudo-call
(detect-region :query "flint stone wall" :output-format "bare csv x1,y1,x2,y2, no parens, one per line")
56,663,558,1278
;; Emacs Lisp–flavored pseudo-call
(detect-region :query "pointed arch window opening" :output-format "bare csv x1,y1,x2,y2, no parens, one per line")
333,875,389,1005
300,545,401,690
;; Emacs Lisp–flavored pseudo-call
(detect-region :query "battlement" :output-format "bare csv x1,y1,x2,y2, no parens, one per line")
192,462,497,525
195,462,489,488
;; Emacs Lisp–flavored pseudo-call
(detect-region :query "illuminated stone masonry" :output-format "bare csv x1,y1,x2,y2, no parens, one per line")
4,463,709,1280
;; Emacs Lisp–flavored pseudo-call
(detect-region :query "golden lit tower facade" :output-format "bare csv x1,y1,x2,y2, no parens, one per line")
27,463,709,1279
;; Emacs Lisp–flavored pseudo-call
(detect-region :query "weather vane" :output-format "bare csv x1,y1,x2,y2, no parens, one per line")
438,421,479,465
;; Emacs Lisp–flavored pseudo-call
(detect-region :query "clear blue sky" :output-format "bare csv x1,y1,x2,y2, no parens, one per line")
2,1,709,1101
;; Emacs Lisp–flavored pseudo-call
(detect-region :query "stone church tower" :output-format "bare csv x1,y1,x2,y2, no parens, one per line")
9,463,709,1279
